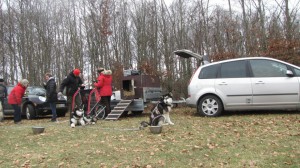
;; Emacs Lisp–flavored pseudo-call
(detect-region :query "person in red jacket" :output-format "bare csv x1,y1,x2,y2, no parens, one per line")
8,79,29,124
94,68,112,118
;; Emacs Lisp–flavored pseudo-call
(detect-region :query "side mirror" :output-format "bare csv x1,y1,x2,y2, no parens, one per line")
286,70,294,77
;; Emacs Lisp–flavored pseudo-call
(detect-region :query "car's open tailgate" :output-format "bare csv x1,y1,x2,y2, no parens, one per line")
174,49,203,60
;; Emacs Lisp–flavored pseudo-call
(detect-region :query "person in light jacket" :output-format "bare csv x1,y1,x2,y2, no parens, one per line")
8,79,29,124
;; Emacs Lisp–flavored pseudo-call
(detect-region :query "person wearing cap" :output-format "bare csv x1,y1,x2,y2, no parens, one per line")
94,69,113,118
0,79,7,122
8,79,29,124
58,69,84,123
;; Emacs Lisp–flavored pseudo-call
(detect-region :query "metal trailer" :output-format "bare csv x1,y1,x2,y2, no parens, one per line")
106,71,162,120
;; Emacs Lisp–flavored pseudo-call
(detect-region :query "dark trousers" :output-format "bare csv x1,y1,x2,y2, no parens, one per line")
100,96,111,117
49,102,57,120
12,104,21,123
68,94,82,124
67,94,82,112
0,101,3,121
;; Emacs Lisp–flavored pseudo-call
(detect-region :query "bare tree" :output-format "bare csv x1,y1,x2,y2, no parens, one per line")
0,0,299,97
240,0,250,55
0,0,5,78
256,0,267,51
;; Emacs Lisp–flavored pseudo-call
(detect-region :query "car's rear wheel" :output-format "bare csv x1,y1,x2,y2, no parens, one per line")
26,104,36,120
57,110,67,117
198,95,223,117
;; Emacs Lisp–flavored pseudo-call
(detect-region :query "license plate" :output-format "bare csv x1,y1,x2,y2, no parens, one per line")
56,104,65,108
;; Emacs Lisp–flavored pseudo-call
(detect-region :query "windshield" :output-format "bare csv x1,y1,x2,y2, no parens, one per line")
27,87,46,96
8,86,46,96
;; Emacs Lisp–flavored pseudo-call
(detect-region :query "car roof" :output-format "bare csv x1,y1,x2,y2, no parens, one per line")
200,56,300,69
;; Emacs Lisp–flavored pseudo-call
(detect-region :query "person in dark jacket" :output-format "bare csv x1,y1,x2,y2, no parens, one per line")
44,73,58,122
0,78,7,104
0,78,7,122
58,69,84,123
8,79,29,124
94,69,112,118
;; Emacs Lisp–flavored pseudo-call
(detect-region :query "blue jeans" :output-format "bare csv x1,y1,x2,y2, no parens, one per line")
49,102,57,120
12,104,21,123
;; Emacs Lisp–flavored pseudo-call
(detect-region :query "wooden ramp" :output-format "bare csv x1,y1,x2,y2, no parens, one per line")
105,100,132,120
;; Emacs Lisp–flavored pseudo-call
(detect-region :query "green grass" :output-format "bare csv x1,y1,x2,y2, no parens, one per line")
0,107,299,167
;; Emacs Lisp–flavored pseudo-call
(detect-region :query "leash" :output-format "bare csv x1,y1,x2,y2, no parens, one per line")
96,127,142,131
0,120,142,132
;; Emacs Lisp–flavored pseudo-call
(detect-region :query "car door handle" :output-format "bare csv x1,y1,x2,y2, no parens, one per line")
218,82,228,85
255,81,265,84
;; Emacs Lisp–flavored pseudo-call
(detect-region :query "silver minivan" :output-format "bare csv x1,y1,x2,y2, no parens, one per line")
175,50,300,117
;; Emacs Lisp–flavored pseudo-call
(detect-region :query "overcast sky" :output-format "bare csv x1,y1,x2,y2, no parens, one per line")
163,0,299,12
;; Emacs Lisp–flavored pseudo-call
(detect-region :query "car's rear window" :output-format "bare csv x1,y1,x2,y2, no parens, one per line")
199,64,219,79
220,60,247,78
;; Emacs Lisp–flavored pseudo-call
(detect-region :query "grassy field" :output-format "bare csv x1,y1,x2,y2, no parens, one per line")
0,107,299,168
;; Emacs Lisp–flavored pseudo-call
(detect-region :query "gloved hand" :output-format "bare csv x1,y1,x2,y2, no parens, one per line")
57,92,63,98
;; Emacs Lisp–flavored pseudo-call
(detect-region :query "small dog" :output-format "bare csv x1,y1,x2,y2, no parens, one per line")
140,92,174,128
70,107,86,128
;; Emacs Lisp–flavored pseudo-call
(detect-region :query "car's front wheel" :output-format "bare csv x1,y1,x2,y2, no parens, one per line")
132,111,143,115
198,95,223,117
26,104,36,120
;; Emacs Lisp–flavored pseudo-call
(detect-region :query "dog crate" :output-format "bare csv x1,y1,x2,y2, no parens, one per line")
109,70,162,118
121,73,162,102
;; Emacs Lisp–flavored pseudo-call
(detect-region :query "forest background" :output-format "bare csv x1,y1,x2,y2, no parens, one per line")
0,0,299,98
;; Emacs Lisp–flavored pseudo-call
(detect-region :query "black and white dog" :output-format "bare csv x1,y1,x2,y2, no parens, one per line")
70,107,86,128
140,92,174,128
70,104,106,128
